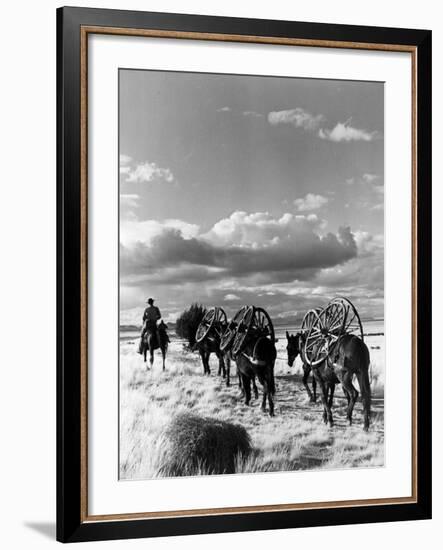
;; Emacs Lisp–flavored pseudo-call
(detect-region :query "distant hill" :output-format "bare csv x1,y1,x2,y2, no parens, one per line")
120,325,141,332
120,322,177,332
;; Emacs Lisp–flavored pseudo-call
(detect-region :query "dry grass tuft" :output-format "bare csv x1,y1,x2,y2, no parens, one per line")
156,413,252,477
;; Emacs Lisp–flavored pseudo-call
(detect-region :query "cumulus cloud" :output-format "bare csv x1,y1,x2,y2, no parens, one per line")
117,209,387,321
121,210,357,286
243,110,263,118
318,122,377,142
120,154,132,165
119,155,133,175
293,193,329,212
268,109,378,144
313,231,384,307
268,108,325,132
373,184,384,195
203,211,324,248
123,161,175,184
346,173,381,187
120,218,199,248
120,194,140,208
362,173,379,183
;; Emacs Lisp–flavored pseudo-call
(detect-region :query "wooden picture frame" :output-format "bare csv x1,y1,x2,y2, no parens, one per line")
57,6,431,543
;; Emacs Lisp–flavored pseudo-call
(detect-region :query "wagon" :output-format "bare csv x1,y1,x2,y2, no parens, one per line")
220,305,275,356
195,306,228,344
301,297,364,366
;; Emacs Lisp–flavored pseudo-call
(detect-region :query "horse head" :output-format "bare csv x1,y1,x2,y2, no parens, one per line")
286,331,302,367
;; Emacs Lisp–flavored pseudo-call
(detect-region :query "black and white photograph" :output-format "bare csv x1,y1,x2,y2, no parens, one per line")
119,69,385,480
0,0,435,545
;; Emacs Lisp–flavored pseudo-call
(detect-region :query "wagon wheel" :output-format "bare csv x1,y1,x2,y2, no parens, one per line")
212,307,228,338
195,308,216,344
231,306,255,356
249,307,275,343
301,307,323,334
196,307,229,343
220,306,251,352
301,308,329,366
328,297,364,342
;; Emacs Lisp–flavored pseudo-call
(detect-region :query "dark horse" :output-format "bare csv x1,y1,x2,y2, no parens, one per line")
141,321,169,370
286,331,336,404
194,336,230,386
286,333,371,430
235,337,277,416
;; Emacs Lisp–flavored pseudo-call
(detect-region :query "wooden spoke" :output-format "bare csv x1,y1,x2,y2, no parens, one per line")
231,306,254,355
195,307,216,343
220,305,253,352
329,297,364,342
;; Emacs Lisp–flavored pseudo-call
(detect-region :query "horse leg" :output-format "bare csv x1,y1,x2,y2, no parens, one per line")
312,372,317,402
162,348,166,371
217,351,226,378
341,371,358,426
205,351,211,375
149,347,154,369
260,378,275,417
224,354,231,387
315,371,333,427
267,386,275,417
252,376,259,400
199,349,205,375
241,374,251,406
238,374,244,395
356,368,372,431
302,365,314,402
199,349,208,375
327,382,336,409
259,375,267,413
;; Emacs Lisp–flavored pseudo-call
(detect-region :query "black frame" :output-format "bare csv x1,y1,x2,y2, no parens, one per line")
57,6,432,543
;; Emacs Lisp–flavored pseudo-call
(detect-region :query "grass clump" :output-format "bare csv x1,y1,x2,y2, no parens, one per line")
156,412,252,476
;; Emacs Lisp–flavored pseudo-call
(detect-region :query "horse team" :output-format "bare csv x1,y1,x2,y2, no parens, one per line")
140,305,372,431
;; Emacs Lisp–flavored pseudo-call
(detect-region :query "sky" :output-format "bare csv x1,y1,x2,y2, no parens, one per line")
119,69,384,326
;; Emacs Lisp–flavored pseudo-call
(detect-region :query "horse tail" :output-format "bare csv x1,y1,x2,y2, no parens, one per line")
251,337,276,395
356,359,371,431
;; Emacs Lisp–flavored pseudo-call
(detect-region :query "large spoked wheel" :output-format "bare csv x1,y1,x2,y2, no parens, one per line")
220,306,252,352
302,297,364,366
212,307,228,338
231,306,255,356
195,307,228,344
301,308,329,366
249,307,275,343
328,297,364,342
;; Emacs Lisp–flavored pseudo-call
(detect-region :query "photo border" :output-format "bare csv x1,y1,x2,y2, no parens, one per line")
57,6,431,543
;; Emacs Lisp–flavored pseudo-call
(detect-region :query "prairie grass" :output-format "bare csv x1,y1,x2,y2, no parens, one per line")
120,335,384,480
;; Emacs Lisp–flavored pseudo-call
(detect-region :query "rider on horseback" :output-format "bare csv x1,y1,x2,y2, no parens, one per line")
138,298,161,354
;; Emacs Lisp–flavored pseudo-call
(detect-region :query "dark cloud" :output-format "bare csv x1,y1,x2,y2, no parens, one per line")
120,223,357,284
117,211,385,322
